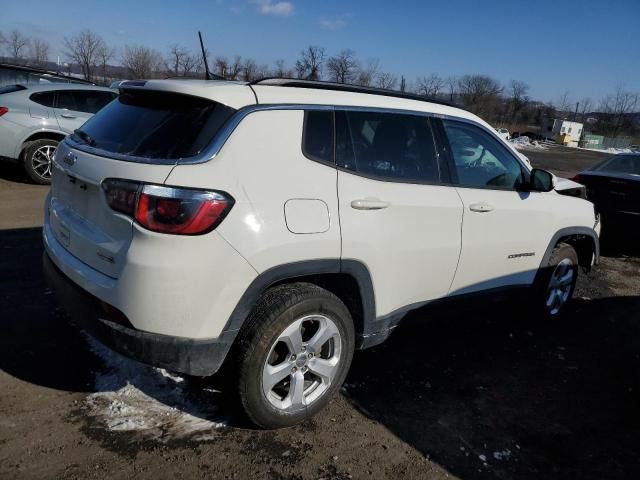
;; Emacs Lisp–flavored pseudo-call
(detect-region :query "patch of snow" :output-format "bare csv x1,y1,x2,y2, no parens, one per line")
84,335,226,442
509,136,548,151
493,449,512,461
579,146,633,154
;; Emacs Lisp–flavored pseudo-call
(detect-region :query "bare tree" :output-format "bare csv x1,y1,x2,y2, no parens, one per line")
64,30,107,82
355,58,379,87
121,45,163,79
241,58,258,81
598,85,639,138
226,56,243,80
578,97,593,122
458,74,503,118
95,43,116,84
30,38,50,66
213,56,229,78
508,80,530,125
326,49,359,84
416,73,445,97
272,59,293,78
555,91,572,116
377,71,397,90
167,44,189,75
295,46,325,80
8,30,30,60
445,75,458,103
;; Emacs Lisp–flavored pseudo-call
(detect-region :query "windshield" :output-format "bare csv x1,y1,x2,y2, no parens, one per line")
71,90,236,160
593,155,640,176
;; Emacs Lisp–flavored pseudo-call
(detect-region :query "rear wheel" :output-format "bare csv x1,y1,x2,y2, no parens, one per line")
23,138,58,185
235,283,354,429
538,243,579,318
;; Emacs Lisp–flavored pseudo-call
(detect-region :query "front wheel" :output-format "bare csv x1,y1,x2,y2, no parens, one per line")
538,243,579,318
235,283,355,429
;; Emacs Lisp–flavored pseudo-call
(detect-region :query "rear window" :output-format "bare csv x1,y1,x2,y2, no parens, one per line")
593,155,640,175
71,90,236,160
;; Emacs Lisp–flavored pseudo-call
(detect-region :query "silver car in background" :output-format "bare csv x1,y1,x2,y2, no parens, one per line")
0,83,116,184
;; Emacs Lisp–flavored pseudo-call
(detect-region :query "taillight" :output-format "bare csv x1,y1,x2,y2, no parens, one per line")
0,107,8,116
102,179,233,235
102,179,139,216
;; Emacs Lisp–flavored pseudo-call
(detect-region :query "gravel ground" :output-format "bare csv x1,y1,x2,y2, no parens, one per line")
1,148,639,480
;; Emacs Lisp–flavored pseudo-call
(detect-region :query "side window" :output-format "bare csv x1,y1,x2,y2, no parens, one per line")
29,91,56,107
302,110,334,164
75,91,117,114
55,90,79,111
335,110,440,183
442,119,524,189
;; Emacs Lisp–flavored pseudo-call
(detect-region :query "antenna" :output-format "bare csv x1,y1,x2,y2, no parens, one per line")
198,31,211,80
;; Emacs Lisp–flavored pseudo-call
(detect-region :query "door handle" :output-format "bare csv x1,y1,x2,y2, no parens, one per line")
469,203,494,213
60,113,77,119
350,199,390,210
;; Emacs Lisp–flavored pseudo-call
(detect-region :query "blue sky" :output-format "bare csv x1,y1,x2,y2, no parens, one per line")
2,0,639,103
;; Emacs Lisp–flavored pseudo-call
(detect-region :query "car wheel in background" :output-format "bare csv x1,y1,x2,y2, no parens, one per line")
234,283,355,429
23,138,58,185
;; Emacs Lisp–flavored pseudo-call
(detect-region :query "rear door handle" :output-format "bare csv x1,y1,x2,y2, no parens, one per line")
351,199,390,210
469,202,494,213
60,113,77,119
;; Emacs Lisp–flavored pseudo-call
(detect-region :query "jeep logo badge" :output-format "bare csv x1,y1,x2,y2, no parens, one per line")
64,152,77,166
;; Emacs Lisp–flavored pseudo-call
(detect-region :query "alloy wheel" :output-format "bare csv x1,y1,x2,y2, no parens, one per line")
546,258,575,315
262,314,342,412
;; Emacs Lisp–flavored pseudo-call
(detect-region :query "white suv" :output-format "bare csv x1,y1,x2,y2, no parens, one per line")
44,79,600,428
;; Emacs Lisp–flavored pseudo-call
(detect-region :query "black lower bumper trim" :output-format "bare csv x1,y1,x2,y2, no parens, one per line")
43,252,235,376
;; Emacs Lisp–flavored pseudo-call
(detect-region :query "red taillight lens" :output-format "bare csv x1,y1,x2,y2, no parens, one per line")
102,180,233,235
0,107,8,116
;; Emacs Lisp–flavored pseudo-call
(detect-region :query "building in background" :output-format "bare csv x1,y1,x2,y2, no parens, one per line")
542,119,584,146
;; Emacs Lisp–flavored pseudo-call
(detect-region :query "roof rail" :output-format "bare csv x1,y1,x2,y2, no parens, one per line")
250,77,460,109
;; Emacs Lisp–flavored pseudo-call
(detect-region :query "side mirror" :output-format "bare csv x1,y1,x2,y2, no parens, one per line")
530,168,554,192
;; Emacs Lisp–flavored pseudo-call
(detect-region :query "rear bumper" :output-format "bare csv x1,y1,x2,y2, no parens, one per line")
43,251,234,376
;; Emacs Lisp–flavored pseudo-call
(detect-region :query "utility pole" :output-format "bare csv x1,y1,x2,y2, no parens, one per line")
573,102,579,122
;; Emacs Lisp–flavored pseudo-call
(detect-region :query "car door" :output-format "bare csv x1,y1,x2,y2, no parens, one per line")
336,109,464,318
437,118,557,295
53,90,115,133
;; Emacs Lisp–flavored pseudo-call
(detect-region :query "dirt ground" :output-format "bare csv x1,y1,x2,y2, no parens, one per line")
2,146,640,480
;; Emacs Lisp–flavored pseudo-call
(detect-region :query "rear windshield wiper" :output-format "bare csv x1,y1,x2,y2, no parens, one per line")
73,129,96,147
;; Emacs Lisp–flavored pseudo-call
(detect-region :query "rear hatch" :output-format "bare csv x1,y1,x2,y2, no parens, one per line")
48,86,243,278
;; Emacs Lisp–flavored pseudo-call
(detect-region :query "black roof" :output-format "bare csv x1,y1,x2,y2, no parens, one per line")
250,77,459,109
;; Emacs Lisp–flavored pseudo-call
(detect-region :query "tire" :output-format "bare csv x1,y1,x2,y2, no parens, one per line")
537,242,579,318
234,282,355,429
23,138,58,185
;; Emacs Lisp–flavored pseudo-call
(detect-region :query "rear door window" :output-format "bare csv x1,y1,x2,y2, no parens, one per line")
55,90,116,114
302,110,334,164
55,90,80,111
70,90,236,160
335,110,441,183
30,91,56,107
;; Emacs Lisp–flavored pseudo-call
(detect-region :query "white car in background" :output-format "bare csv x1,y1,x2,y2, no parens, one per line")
495,127,510,141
